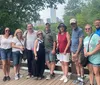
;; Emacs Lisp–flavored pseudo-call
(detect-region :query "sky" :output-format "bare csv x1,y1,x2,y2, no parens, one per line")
39,1,67,23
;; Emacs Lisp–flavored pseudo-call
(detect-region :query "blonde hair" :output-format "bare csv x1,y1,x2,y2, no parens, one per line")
14,29,23,39
37,30,43,37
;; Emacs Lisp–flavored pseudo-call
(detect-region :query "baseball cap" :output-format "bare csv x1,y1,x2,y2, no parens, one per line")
70,18,77,24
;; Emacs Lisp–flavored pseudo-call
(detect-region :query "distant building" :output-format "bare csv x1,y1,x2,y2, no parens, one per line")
46,18,51,23
34,19,45,26
50,7,57,23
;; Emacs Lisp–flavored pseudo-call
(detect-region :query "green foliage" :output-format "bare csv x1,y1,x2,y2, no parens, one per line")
0,0,65,33
63,0,100,35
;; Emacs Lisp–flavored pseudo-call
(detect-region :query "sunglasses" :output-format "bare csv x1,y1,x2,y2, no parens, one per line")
85,28,91,31
5,30,10,32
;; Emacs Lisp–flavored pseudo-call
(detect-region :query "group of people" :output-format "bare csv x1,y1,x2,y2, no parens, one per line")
0,18,100,85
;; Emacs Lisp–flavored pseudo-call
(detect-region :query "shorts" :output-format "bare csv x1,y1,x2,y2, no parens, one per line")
45,51,56,62
88,61,100,67
57,53,70,62
12,51,22,66
1,48,12,60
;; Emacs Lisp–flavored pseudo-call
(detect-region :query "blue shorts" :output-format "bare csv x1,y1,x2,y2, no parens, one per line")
1,48,12,60
45,50,56,62
12,51,22,66
89,61,100,67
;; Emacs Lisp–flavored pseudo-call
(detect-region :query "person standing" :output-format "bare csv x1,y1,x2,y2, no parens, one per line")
70,18,84,84
43,23,56,80
33,30,45,80
84,24,100,85
23,24,37,79
57,23,71,83
0,27,12,81
12,29,24,80
94,19,100,36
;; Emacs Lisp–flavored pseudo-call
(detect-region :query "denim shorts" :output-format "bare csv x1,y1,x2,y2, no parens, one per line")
45,50,56,62
88,61,100,67
1,48,12,60
12,51,22,66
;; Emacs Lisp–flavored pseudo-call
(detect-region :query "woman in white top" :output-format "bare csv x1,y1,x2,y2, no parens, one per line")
12,29,24,80
0,27,12,81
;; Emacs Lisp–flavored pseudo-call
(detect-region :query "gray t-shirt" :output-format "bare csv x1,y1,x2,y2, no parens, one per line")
71,27,84,53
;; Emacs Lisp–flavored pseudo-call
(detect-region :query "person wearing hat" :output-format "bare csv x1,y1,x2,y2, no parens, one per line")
33,30,45,80
57,23,71,83
70,18,84,85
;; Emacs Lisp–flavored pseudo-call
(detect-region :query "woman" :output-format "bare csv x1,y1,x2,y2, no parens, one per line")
0,27,12,81
12,29,24,80
84,24,100,85
57,23,71,83
33,30,45,80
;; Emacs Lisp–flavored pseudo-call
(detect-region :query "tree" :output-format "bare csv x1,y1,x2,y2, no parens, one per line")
0,0,65,33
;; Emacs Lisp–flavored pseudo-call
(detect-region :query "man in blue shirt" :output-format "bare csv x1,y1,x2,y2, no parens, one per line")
70,18,84,85
94,19,100,36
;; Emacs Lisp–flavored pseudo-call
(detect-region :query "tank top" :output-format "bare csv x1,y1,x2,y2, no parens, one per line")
58,32,70,53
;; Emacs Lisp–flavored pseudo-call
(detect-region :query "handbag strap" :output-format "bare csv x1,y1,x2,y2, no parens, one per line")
17,36,24,47
24,31,27,47
87,33,94,52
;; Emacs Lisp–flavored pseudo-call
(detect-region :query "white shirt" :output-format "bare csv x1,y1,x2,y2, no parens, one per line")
23,30,37,50
0,35,12,49
12,37,24,52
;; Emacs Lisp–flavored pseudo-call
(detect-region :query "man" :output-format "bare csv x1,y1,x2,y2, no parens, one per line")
70,18,84,84
43,23,56,80
94,19,100,36
23,24,37,79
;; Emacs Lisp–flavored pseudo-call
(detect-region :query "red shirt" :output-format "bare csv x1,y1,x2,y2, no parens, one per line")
58,32,70,53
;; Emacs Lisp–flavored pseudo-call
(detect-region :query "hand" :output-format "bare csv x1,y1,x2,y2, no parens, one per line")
35,56,38,60
84,52,91,57
51,49,55,55
63,50,66,55
72,53,78,58
20,46,24,51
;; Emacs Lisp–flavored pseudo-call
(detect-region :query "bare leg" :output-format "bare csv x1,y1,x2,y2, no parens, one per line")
75,62,80,76
50,62,55,74
6,60,10,76
64,62,69,76
2,60,7,76
46,61,50,69
14,65,18,75
60,61,64,75
87,64,94,85
93,66,100,85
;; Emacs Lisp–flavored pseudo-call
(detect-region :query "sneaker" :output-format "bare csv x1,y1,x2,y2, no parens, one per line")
3,76,7,82
38,77,42,80
7,76,11,81
26,74,31,79
64,77,68,83
18,73,23,78
33,77,38,80
15,75,19,80
78,82,84,85
60,75,65,81
46,74,51,80
73,80,79,84
78,77,83,82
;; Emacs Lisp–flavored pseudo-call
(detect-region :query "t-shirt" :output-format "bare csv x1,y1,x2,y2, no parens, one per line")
95,28,100,36
71,27,84,53
43,29,56,51
12,37,24,52
0,35,12,49
84,34,100,65
23,30,37,50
